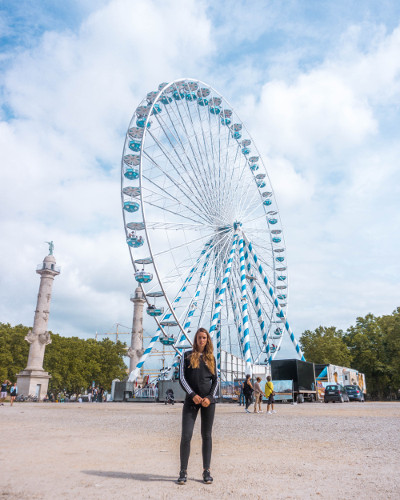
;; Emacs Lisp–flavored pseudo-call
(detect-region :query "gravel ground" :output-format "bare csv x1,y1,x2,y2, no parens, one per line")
0,401,399,499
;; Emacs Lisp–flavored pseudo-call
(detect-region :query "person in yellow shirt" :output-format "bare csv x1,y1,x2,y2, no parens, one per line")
265,375,276,414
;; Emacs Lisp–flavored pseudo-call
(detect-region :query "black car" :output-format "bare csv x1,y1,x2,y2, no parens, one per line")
324,384,350,403
344,385,365,402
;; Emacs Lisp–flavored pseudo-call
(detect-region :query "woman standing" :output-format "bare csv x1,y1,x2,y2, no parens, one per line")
9,382,18,406
253,377,263,413
243,374,253,413
178,327,218,485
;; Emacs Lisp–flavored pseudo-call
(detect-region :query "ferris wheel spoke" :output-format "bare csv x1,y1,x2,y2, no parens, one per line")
219,131,238,220
180,248,214,332
245,234,302,361
220,153,244,222
246,280,269,363
202,106,226,212
237,177,262,222
153,109,216,213
237,237,252,369
142,148,201,208
228,273,246,359
144,132,213,216
248,308,264,361
141,168,212,225
169,250,216,369
206,105,222,204
166,96,218,214
142,195,209,226
244,249,269,347
232,248,272,363
208,234,239,338
180,98,217,199
161,239,214,328
151,226,225,259
197,260,215,327
194,102,221,204
143,220,214,231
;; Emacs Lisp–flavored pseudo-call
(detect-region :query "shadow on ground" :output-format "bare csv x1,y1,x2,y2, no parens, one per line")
82,470,177,482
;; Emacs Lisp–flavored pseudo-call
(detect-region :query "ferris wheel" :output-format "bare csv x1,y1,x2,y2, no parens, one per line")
121,78,305,381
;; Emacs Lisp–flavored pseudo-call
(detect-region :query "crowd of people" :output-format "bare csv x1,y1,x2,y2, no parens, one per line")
0,379,111,404
44,385,108,403
239,374,276,414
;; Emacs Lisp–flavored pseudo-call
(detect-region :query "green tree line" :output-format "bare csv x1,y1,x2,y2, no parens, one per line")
299,308,400,398
0,323,128,394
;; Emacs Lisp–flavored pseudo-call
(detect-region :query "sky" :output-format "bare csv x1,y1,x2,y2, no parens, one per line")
1,0,400,363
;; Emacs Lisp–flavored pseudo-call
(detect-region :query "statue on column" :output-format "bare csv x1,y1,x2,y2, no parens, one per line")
45,241,54,255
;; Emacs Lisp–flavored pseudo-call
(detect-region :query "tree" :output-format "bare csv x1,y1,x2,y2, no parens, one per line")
299,326,352,366
381,308,400,394
44,335,128,394
345,310,400,398
0,323,128,394
0,323,30,382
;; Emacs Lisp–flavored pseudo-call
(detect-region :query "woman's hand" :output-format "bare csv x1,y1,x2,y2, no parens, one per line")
192,394,203,405
201,397,210,407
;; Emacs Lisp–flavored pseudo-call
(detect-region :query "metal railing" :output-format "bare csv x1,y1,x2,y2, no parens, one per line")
36,263,61,273
134,387,158,399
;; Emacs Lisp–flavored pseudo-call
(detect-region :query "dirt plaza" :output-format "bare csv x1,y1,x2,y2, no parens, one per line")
1,401,399,499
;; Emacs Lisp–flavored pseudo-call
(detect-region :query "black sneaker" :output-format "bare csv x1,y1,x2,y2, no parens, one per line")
177,470,187,485
202,469,213,484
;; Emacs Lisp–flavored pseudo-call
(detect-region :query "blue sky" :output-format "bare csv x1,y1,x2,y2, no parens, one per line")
1,0,400,363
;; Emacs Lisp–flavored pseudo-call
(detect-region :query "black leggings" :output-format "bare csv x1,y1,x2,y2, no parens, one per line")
245,393,252,409
180,399,216,470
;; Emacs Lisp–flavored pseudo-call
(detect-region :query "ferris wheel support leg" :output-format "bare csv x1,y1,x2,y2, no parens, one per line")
209,233,239,338
243,247,269,363
170,242,215,372
156,239,216,371
128,331,161,382
244,235,306,362
216,319,221,373
227,280,245,359
238,236,252,374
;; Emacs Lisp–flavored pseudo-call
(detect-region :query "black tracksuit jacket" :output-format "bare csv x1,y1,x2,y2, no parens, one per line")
179,350,218,403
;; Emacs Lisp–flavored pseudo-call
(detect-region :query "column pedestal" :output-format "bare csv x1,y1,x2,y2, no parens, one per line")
16,370,51,400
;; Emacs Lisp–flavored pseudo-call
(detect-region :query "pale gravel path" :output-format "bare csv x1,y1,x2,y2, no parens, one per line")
0,401,399,499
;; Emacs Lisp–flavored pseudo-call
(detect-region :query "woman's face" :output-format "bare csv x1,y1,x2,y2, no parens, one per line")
196,331,208,351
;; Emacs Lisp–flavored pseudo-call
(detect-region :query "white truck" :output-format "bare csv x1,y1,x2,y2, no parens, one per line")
314,363,367,400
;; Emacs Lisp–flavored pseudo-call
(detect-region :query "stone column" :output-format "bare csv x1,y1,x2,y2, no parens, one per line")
127,286,145,374
17,253,60,399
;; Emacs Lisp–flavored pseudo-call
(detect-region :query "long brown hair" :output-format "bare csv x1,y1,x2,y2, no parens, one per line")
189,327,215,374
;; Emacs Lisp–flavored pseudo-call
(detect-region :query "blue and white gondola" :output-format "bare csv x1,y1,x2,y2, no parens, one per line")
134,270,153,283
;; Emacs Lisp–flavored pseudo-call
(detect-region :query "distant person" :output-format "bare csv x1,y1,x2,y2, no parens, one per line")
10,383,18,406
1,379,10,404
253,377,263,413
238,381,245,406
178,327,218,485
98,386,104,402
243,374,253,413
265,375,276,414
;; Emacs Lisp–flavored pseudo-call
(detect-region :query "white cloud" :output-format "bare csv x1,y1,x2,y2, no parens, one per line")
0,0,214,338
1,0,400,368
